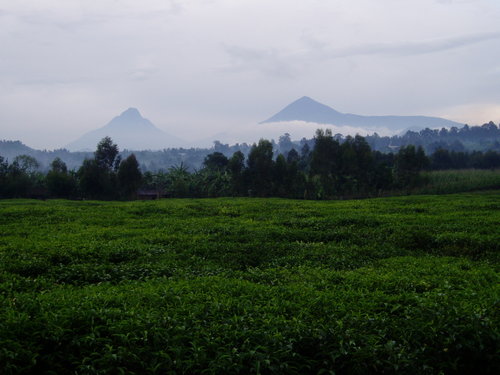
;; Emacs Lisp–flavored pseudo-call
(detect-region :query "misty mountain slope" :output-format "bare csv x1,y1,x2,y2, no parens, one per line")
262,96,464,131
66,108,186,151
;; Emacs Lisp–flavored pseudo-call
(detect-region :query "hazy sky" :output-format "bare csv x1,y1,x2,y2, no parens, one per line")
1,0,500,149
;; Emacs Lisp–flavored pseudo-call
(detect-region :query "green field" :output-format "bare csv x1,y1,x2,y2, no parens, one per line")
417,169,500,195
1,192,499,374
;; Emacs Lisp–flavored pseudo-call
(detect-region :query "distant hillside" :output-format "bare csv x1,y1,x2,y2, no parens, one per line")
0,140,92,171
262,96,464,131
2,121,498,173
66,108,186,151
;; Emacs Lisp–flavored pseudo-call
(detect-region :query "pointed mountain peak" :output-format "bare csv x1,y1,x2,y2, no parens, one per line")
120,107,142,119
261,96,341,124
296,96,315,102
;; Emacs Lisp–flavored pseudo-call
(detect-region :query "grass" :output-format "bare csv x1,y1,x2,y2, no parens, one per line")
416,169,500,194
0,192,499,374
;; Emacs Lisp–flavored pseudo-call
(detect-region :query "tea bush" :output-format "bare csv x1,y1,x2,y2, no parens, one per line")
0,192,498,373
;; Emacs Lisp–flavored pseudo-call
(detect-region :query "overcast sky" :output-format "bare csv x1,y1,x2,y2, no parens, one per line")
1,0,500,149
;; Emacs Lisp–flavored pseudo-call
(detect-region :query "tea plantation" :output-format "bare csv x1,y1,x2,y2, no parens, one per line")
0,192,499,374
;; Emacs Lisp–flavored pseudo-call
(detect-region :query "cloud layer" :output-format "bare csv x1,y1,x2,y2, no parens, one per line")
1,0,500,149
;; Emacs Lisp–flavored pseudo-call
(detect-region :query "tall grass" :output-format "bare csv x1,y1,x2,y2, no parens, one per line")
414,169,500,194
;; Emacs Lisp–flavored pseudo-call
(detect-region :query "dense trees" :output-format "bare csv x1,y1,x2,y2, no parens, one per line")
2,122,498,173
1,133,499,200
76,137,142,200
393,145,429,188
46,158,77,198
0,154,43,198
364,121,500,154
246,139,275,196
118,154,142,199
429,148,500,170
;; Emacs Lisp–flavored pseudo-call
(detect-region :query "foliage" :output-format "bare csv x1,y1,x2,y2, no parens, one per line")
117,154,142,199
94,136,120,171
46,158,77,198
2,134,500,200
393,145,428,188
0,192,499,373
246,139,275,196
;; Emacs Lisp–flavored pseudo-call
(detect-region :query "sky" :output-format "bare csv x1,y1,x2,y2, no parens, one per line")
1,0,500,149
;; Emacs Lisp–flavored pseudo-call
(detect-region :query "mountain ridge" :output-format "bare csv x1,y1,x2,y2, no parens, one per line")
261,96,464,131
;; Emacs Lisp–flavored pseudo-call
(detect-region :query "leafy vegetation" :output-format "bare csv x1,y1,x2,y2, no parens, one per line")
2,130,500,200
0,192,498,373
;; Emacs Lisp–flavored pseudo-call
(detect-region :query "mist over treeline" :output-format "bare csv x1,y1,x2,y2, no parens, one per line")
1,121,499,173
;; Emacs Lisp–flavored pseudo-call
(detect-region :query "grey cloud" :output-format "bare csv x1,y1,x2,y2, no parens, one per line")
1,1,183,33
322,32,500,58
435,0,478,4
222,45,298,78
223,32,500,78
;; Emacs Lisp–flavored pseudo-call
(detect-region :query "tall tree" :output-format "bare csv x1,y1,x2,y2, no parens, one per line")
273,154,288,196
203,152,229,171
95,136,119,171
310,129,341,198
246,139,274,196
0,156,9,198
228,151,245,196
78,137,119,199
278,133,293,154
394,145,429,188
47,157,76,198
118,154,142,199
167,163,192,197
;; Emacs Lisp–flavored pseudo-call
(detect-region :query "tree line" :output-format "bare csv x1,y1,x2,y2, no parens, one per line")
1,130,499,200
2,121,499,174
365,121,500,154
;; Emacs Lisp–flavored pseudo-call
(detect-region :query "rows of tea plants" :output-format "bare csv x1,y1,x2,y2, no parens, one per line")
0,192,499,374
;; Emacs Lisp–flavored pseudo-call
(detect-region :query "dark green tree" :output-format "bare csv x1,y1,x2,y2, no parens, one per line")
0,156,9,198
47,157,77,198
394,145,429,188
310,129,341,198
227,151,246,195
273,154,288,196
246,139,274,196
167,163,192,197
95,136,119,171
78,138,120,199
286,148,300,164
12,155,39,176
118,154,142,199
3,155,42,198
203,152,229,171
78,159,108,199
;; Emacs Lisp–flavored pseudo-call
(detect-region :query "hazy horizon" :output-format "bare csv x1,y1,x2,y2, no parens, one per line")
2,0,500,149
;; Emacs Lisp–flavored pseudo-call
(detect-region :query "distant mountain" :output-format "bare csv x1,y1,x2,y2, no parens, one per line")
261,96,464,132
66,108,186,151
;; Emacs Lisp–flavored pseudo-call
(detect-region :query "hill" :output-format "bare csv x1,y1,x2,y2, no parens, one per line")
262,96,464,132
66,108,186,151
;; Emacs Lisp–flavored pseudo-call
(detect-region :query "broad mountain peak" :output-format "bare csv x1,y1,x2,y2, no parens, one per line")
66,108,185,151
261,97,463,131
